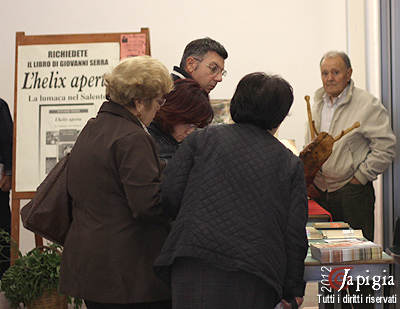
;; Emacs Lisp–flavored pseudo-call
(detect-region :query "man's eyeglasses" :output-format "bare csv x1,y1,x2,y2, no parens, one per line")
193,57,227,77
207,63,227,77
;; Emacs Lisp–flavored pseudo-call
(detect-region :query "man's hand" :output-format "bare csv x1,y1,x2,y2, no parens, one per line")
0,175,11,192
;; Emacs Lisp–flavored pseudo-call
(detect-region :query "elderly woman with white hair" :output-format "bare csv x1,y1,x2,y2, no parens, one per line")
59,56,173,309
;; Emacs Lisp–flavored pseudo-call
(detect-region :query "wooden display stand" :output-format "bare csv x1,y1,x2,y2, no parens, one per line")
11,29,151,263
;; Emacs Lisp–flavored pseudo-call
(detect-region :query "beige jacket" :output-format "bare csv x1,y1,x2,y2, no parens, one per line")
305,80,396,192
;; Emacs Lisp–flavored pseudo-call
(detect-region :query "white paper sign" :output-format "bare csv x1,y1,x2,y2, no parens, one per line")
16,43,120,191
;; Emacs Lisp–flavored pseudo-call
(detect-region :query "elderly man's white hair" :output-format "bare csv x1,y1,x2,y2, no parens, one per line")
320,51,352,69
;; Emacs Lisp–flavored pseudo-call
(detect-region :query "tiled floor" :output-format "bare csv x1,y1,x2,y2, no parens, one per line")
303,281,319,308
0,292,10,309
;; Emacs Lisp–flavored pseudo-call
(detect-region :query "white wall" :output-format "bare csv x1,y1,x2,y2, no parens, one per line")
1,0,349,149
0,0,374,252
364,0,384,245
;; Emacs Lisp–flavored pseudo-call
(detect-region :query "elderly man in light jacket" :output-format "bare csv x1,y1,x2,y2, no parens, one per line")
306,51,396,241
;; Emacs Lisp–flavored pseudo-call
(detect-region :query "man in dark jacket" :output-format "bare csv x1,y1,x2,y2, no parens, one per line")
0,98,12,278
155,73,308,309
172,37,228,93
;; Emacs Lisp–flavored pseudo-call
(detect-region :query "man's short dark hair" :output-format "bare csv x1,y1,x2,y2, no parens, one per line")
230,72,293,130
179,37,228,69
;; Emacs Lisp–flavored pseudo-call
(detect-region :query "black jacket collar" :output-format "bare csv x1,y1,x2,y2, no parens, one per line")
171,66,192,81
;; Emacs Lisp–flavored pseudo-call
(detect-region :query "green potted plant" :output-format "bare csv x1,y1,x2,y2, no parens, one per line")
0,230,81,309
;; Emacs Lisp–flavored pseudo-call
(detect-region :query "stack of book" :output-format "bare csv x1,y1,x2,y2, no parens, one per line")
308,221,383,263
310,239,382,263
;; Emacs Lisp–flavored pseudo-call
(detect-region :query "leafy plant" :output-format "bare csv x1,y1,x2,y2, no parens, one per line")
0,230,82,308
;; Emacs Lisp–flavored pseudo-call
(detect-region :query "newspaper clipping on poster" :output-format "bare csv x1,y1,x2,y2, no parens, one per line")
16,43,120,192
39,104,96,181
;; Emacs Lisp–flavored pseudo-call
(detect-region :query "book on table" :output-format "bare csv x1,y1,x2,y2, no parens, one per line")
306,226,364,240
306,226,324,240
313,221,350,229
310,239,382,263
321,229,364,239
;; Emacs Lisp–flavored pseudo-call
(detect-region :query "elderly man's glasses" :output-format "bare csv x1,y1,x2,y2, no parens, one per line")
193,57,227,77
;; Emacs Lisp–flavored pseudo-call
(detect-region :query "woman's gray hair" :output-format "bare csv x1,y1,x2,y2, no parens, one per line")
320,51,352,69
104,55,173,107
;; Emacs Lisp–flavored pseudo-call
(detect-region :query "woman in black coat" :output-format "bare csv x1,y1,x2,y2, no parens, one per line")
154,73,308,309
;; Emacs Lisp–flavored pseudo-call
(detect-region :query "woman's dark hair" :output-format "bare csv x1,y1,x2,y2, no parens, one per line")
230,72,293,130
155,79,213,134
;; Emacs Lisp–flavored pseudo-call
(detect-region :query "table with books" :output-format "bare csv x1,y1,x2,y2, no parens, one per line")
304,222,395,309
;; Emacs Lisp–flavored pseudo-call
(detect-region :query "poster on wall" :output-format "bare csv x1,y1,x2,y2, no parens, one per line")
16,42,120,192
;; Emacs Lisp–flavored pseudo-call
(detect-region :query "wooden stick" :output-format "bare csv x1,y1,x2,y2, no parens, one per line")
312,120,318,136
305,95,317,139
333,121,360,142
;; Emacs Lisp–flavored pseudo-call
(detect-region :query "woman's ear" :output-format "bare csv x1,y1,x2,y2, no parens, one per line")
133,99,144,113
